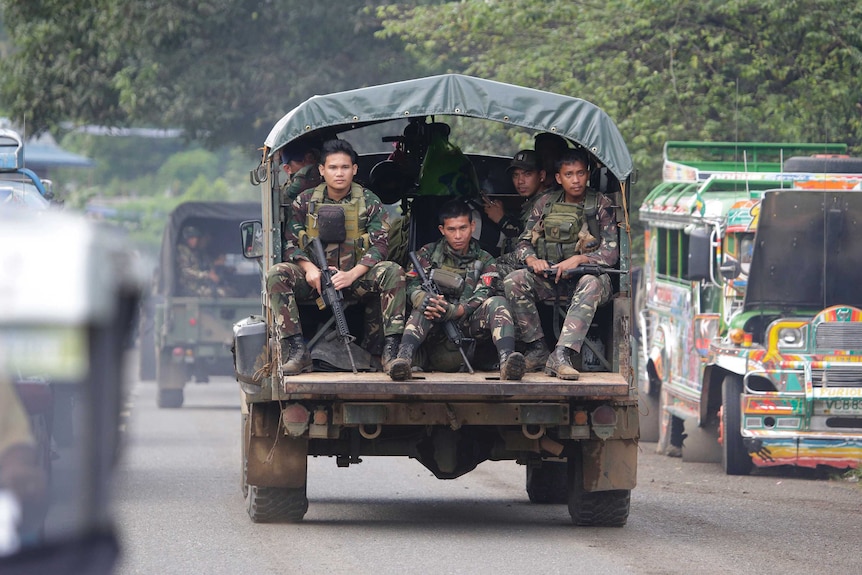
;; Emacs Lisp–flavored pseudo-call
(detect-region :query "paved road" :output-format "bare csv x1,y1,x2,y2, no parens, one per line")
113,377,862,575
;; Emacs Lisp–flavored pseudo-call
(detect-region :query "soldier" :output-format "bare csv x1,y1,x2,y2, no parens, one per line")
504,148,619,380
266,139,406,375
482,149,548,280
176,226,230,297
279,138,322,205
388,199,526,381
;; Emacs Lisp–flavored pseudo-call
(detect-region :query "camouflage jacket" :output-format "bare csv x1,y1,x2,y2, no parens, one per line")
281,163,322,205
407,238,496,319
498,190,549,253
285,183,390,268
176,243,213,292
512,188,619,267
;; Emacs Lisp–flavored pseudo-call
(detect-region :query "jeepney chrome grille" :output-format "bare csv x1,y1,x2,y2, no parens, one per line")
811,365,862,387
815,322,862,350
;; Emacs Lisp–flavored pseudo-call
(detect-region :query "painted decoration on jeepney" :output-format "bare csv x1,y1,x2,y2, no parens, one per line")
793,174,862,190
746,437,862,469
725,200,761,233
662,160,699,183
813,305,862,326
694,315,719,357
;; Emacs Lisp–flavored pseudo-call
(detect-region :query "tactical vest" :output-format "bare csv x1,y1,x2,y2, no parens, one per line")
299,183,370,270
533,189,600,264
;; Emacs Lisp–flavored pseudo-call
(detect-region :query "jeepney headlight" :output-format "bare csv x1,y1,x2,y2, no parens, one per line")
778,327,804,348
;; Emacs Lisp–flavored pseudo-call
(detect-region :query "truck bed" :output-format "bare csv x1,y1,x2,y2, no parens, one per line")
281,370,630,401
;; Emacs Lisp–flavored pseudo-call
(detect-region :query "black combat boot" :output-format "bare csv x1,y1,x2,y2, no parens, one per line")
381,334,402,373
544,346,580,380
388,342,415,381
280,335,312,376
499,350,526,381
523,338,550,372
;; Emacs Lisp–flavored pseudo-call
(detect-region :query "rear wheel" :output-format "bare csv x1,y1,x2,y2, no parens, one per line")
721,374,753,476
246,486,309,523
526,460,568,504
567,453,630,527
156,353,186,408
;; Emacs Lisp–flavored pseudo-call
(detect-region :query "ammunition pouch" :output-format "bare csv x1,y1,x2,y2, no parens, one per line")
315,205,347,244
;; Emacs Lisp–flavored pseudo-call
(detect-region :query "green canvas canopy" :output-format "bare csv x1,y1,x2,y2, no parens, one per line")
264,74,633,180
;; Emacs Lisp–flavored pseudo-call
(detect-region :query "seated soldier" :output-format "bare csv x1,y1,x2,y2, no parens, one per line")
503,148,618,380
482,149,548,280
266,139,406,375
279,138,323,205
177,226,232,297
388,199,526,381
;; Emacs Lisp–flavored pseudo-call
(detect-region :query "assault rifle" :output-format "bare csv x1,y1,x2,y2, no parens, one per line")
408,251,474,374
541,263,625,280
309,237,357,373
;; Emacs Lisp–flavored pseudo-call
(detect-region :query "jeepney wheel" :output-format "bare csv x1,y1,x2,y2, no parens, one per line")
566,451,630,527
246,485,308,524
526,460,568,504
156,353,187,408
721,374,753,476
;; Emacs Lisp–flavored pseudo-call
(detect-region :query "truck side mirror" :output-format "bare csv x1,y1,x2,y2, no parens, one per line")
240,220,263,259
684,227,711,281
719,257,741,281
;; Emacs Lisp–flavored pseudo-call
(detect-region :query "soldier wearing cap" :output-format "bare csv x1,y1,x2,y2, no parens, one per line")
483,149,548,280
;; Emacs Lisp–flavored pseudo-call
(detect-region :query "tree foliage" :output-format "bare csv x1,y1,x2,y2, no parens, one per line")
0,0,435,146
378,0,862,202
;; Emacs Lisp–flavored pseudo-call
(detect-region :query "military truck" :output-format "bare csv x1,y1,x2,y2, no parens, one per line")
141,201,261,408
234,74,638,525
639,141,862,473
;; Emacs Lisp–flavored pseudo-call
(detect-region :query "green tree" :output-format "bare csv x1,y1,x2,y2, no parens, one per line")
0,0,437,146
378,0,862,205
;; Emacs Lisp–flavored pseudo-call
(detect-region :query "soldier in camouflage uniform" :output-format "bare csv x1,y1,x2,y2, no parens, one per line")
266,139,406,375
482,149,549,281
279,139,322,205
388,200,525,381
504,148,619,380
176,226,231,297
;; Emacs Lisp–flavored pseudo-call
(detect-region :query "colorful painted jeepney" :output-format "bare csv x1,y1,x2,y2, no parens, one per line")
638,141,862,474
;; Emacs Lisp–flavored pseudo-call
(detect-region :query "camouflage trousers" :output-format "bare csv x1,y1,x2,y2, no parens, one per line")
402,295,516,371
265,261,406,341
503,269,612,351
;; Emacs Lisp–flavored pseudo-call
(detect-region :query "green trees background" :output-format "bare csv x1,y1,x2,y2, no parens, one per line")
1,0,861,258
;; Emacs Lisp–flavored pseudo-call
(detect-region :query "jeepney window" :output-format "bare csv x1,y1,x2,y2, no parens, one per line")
738,233,754,274
656,227,689,279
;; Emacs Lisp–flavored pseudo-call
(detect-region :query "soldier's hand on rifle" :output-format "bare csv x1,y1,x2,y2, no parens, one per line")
300,260,323,293
525,255,551,275
423,295,459,322
552,254,589,283
331,264,368,291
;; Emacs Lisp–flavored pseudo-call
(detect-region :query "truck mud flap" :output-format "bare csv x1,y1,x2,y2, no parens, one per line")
580,438,637,491
247,403,308,488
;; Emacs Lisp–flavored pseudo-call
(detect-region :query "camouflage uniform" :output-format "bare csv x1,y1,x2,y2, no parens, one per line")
176,243,227,297
281,163,322,205
504,188,618,353
494,190,549,281
403,238,515,371
266,183,406,345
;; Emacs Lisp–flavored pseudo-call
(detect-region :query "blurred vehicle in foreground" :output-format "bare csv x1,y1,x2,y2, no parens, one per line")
0,207,144,574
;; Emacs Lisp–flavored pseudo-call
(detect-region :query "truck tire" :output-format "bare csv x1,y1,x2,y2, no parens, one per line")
526,461,568,504
783,156,862,173
241,413,249,499
246,485,308,523
157,389,184,409
567,456,630,527
721,375,752,475
156,353,186,408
